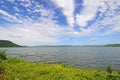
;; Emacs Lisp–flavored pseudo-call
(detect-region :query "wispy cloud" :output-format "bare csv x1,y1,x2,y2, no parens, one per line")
7,0,14,3
0,9,22,23
89,0,120,35
0,1,65,45
0,19,64,46
75,0,107,27
0,0,120,45
52,0,75,27
73,0,120,36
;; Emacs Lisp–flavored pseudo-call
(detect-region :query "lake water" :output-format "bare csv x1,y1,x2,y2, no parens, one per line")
0,47,120,71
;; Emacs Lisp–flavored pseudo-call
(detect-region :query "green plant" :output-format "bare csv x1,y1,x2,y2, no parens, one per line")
61,63,67,67
0,65,5,74
107,65,113,77
7,57,23,63
0,57,120,80
0,50,7,60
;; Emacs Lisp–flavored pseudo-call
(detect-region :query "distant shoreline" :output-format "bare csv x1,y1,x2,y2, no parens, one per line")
0,40,120,47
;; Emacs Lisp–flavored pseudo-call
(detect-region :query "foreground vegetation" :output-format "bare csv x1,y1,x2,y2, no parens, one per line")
0,50,120,80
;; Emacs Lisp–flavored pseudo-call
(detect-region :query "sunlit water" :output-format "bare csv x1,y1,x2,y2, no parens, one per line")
0,47,120,71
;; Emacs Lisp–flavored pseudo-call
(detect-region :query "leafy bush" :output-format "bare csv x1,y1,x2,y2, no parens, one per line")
7,57,23,63
0,50,7,60
107,65,113,77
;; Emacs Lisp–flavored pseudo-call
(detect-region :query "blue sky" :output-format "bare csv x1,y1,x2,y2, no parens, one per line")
0,0,120,46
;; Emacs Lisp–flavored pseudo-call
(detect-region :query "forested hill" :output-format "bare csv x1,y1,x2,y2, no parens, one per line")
104,44,120,47
0,40,21,47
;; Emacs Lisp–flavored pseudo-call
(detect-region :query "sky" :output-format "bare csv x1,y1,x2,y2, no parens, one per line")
0,0,120,46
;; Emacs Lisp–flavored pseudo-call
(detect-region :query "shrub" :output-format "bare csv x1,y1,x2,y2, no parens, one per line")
107,65,113,77
0,50,7,60
7,57,23,63
61,63,67,67
0,65,5,74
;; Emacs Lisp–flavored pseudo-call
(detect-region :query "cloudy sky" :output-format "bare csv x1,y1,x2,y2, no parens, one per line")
0,0,120,46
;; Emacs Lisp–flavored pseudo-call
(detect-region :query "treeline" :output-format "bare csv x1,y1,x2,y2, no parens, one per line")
104,44,120,47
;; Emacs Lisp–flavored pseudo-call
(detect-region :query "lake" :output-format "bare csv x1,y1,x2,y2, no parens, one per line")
0,47,120,71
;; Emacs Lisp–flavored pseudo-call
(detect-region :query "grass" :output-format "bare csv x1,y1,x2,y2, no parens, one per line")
0,50,120,80
0,58,120,80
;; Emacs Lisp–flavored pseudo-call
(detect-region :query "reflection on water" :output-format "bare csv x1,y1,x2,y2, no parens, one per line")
0,47,120,71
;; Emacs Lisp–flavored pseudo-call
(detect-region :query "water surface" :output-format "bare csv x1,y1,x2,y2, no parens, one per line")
0,47,120,71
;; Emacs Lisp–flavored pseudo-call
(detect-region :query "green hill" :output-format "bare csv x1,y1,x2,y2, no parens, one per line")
104,44,120,47
0,40,21,47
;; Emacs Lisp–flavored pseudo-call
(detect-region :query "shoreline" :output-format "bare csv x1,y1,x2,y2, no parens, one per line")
0,57,120,80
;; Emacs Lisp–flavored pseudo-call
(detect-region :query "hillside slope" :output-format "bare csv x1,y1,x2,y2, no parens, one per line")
104,44,120,47
0,40,21,47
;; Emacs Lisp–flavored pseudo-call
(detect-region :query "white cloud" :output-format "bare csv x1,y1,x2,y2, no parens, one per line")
76,14,95,27
20,1,32,7
102,17,120,35
0,9,13,17
0,19,64,46
0,0,120,45
67,27,95,37
0,9,22,23
75,0,120,36
90,0,120,35
0,1,65,46
7,0,14,3
76,0,107,27
13,7,20,12
52,0,75,27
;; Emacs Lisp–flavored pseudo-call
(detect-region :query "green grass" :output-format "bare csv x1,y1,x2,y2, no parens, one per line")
0,50,120,80
0,57,120,80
